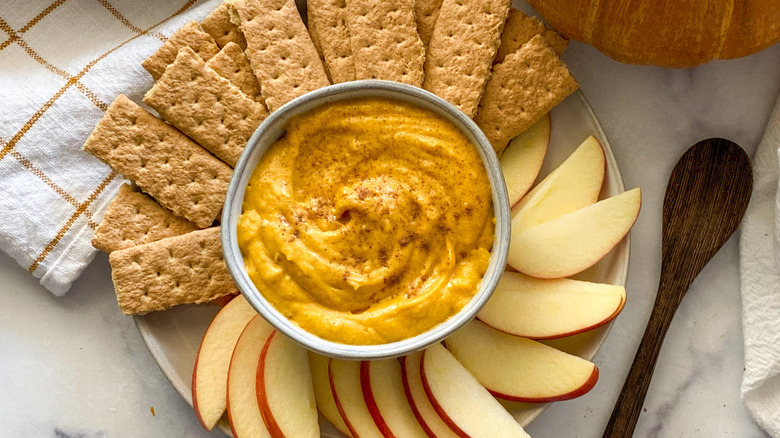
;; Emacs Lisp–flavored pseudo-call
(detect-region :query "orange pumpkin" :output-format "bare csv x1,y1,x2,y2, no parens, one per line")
526,0,780,67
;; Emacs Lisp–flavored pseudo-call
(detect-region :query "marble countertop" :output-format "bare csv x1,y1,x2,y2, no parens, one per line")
3,36,780,438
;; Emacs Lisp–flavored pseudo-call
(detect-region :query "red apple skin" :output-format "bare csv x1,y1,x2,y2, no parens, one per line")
192,294,252,431
485,365,599,403
419,350,471,438
476,294,626,341
309,352,354,437
360,361,395,438
193,296,238,428
255,330,286,438
400,356,441,438
613,294,627,318
329,359,361,438
226,380,238,438
191,340,208,430
225,316,275,438
208,293,240,307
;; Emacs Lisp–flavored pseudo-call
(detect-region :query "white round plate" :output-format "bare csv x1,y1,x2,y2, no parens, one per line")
135,90,628,436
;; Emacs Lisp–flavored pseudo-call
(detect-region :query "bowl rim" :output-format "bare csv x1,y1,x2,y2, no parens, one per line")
221,80,511,360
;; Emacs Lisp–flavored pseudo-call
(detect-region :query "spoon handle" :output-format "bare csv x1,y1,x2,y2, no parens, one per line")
602,279,684,438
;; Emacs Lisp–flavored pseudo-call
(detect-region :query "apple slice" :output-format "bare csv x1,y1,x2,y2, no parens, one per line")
477,271,626,339
226,315,275,438
501,113,550,206
193,295,258,430
360,359,428,437
444,320,599,402
329,358,384,438
256,331,320,437
401,352,461,438
512,135,606,232
421,343,531,438
308,352,353,437
508,187,641,279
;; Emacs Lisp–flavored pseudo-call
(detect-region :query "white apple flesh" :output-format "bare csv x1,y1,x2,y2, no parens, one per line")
226,315,275,438
501,114,551,206
308,352,354,437
256,331,320,438
444,321,599,403
361,359,428,437
192,295,258,430
401,352,461,438
329,358,384,438
477,271,626,339
512,135,606,232
421,343,531,438
508,187,641,278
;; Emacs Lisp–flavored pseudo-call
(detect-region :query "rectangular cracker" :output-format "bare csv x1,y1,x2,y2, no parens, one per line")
109,227,237,315
307,0,356,83
144,47,268,167
474,35,578,155
92,184,198,253
202,2,247,50
229,0,330,112
422,0,511,117
83,94,232,228
207,42,265,104
414,0,443,48
345,0,425,86
494,8,568,64
142,21,221,81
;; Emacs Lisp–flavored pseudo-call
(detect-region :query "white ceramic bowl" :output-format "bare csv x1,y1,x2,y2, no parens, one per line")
221,80,511,360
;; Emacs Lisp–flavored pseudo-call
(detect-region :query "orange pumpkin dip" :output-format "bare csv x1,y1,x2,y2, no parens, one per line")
237,97,493,344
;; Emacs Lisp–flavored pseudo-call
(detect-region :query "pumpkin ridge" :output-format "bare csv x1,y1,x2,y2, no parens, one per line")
715,0,736,59
584,0,600,42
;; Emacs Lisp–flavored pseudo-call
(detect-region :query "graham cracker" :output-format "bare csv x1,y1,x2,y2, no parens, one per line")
206,42,265,103
414,0,443,48
142,21,221,81
494,8,568,64
422,0,511,117
143,47,268,168
202,2,247,50
229,0,330,112
345,0,425,86
307,0,355,83
92,184,198,253
474,35,578,155
109,227,237,315
82,94,232,228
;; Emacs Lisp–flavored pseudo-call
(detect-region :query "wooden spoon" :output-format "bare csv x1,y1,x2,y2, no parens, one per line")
603,138,753,437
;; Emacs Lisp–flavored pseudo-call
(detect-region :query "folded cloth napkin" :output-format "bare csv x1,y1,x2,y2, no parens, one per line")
0,0,223,295
741,93,780,436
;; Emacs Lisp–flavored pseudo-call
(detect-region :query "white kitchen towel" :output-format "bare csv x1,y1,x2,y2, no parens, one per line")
740,93,780,437
0,0,222,295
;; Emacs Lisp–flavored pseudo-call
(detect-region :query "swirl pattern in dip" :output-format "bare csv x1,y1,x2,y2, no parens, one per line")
237,97,493,345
